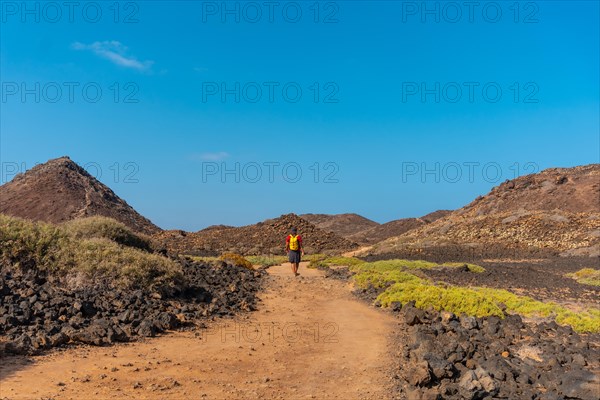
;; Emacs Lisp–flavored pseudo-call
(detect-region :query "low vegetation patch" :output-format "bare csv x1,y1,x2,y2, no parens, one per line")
308,255,366,269
357,259,485,273
219,253,254,270
0,214,182,291
312,256,486,273
349,258,599,333
64,216,153,252
246,255,287,267
567,268,600,287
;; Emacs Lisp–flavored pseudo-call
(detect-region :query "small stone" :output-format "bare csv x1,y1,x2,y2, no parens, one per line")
459,315,478,330
441,311,456,324
407,360,431,387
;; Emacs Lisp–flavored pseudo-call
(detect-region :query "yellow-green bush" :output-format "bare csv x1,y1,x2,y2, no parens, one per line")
351,257,600,333
377,282,506,318
220,253,254,270
353,259,436,272
567,268,600,287
350,259,485,274
354,269,422,289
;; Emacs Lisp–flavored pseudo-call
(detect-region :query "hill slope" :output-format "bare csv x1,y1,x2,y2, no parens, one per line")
348,210,453,245
300,213,379,237
154,213,359,255
360,165,600,259
0,157,160,234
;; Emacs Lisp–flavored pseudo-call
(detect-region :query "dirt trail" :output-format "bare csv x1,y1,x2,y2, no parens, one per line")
0,262,395,399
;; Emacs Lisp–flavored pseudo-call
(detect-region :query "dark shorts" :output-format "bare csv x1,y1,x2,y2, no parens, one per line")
288,250,301,263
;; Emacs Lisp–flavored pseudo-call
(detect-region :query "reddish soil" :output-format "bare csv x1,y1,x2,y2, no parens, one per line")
0,157,160,235
0,263,395,399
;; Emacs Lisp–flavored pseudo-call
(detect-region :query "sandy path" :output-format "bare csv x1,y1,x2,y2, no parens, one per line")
0,263,395,399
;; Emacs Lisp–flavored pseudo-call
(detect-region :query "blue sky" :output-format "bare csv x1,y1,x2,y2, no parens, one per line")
1,1,599,230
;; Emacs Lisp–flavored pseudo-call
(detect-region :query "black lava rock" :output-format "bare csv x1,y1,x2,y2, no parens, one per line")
1,257,264,355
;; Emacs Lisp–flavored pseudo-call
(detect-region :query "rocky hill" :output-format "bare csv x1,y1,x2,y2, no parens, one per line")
421,209,454,223
348,210,453,245
0,157,160,234
154,213,359,256
359,165,600,259
461,165,599,215
300,213,379,237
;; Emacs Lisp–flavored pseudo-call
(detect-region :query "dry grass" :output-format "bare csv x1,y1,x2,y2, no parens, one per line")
220,253,254,270
245,255,287,267
0,214,182,291
64,216,153,251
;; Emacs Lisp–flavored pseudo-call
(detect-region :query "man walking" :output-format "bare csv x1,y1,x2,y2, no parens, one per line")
285,227,304,276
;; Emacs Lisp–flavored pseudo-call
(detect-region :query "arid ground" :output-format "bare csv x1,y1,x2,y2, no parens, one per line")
0,262,396,399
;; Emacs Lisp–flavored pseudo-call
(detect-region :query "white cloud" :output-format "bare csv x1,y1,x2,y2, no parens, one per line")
72,41,154,72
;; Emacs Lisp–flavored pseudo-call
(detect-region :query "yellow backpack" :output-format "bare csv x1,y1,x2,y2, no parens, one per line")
289,235,299,251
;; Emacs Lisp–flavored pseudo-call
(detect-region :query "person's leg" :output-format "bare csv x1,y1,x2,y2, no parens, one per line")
290,251,298,275
295,262,300,275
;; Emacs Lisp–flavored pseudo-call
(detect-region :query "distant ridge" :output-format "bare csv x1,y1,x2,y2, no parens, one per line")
301,211,453,245
154,213,359,255
300,213,379,237
359,165,600,259
348,210,453,245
